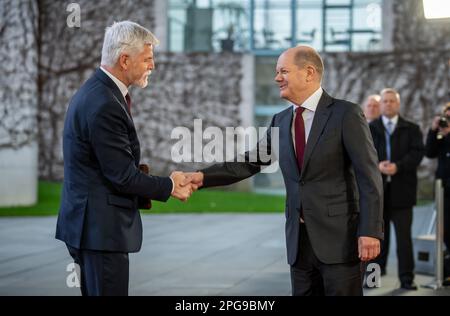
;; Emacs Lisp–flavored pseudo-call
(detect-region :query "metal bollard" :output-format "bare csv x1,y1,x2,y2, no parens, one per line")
435,179,444,289
423,179,445,290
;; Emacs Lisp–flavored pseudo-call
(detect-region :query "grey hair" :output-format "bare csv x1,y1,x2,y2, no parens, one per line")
293,47,324,78
101,21,159,67
380,88,401,103
365,94,381,104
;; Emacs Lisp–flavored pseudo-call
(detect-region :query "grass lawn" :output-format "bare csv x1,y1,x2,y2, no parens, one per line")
0,181,285,216
0,181,434,217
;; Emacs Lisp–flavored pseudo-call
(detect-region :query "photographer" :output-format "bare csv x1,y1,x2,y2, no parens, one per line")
425,102,450,285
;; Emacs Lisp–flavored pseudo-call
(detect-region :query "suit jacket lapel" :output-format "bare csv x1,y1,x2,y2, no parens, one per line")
372,118,386,160
280,108,301,180
94,68,133,122
390,116,407,153
301,91,333,176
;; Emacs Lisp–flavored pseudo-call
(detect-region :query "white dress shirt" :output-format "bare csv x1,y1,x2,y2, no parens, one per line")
381,114,399,132
291,87,323,152
100,67,129,102
291,87,323,223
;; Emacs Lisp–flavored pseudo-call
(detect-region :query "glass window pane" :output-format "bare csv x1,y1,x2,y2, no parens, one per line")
296,0,323,51
351,0,382,51
168,1,190,52
319,0,382,52
253,0,292,50
211,0,250,52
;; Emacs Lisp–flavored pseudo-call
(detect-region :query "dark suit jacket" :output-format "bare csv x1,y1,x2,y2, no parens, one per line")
56,68,172,253
201,91,384,265
369,117,424,208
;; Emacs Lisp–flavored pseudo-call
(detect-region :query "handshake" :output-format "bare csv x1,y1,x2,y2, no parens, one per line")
169,171,205,202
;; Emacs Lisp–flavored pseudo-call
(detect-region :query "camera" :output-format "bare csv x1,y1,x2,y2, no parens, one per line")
439,116,449,128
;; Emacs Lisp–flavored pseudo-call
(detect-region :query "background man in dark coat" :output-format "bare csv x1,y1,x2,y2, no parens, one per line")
369,88,424,290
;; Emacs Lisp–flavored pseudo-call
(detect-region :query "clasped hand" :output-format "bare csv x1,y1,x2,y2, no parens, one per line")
378,160,397,176
169,171,204,202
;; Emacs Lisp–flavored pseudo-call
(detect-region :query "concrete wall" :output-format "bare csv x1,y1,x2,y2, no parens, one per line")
0,1,39,206
37,0,157,179
390,0,450,51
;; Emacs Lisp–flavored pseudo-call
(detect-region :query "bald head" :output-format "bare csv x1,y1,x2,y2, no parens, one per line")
284,46,324,79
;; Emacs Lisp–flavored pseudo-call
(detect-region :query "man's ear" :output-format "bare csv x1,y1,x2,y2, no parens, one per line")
305,65,316,82
118,54,130,70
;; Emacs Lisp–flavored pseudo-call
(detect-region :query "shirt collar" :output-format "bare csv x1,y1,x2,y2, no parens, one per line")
382,115,399,127
292,87,323,113
100,66,129,99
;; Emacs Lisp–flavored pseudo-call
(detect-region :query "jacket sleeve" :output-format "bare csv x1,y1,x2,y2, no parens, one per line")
89,102,172,201
395,124,425,173
425,129,440,159
201,116,276,188
342,104,384,240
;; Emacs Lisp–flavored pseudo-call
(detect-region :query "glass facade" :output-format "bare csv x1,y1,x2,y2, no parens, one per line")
168,0,382,53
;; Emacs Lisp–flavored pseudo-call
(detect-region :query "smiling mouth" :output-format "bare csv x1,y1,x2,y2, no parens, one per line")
279,85,287,90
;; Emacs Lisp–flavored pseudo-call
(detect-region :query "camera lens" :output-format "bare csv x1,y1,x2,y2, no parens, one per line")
439,117,449,128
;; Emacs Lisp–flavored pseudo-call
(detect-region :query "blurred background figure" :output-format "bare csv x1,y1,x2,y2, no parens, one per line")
363,94,381,123
369,88,425,290
425,102,450,286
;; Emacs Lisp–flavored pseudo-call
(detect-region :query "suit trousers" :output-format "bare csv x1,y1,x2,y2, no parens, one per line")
444,193,450,253
290,223,363,296
375,183,415,283
66,244,129,296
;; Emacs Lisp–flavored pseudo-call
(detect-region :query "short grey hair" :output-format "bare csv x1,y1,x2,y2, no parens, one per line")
293,48,324,78
364,94,381,105
380,88,401,103
101,21,159,67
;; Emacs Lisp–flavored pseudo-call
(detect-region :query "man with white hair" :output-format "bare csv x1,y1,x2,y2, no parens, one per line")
369,88,424,290
363,94,381,123
56,21,193,296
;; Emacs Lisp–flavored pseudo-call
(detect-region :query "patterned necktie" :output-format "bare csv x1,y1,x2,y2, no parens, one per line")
125,93,132,113
295,107,306,171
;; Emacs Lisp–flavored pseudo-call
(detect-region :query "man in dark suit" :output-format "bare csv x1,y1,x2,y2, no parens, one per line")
55,21,193,296
369,88,424,290
185,46,384,296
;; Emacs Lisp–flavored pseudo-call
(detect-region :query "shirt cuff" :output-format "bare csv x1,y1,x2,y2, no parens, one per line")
170,177,175,194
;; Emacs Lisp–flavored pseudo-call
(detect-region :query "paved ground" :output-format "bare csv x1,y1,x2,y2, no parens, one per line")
0,207,448,296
